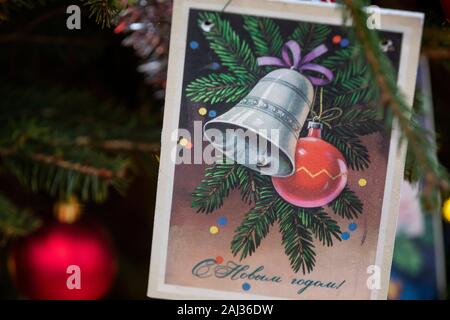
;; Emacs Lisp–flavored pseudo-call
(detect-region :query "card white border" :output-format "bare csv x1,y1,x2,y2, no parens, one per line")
147,0,424,300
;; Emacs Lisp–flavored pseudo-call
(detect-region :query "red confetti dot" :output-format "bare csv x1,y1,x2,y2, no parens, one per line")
215,256,224,264
332,35,342,44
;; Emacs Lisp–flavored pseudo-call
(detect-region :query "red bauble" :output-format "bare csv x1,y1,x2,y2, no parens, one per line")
272,122,348,208
8,219,116,300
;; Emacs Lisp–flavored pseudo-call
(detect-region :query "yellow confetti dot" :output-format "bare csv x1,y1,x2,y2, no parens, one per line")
179,138,189,147
442,198,450,223
209,226,219,234
358,178,367,187
198,107,208,116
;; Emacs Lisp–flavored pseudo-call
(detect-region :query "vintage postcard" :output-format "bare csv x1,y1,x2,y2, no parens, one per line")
148,0,423,300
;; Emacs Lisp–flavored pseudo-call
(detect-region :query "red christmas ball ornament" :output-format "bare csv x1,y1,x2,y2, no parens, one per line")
8,200,116,300
272,122,348,208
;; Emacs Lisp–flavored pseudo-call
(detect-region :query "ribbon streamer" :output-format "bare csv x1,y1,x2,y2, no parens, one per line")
257,40,334,86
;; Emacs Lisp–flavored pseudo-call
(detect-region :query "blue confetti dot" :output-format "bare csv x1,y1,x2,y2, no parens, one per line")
341,232,350,240
208,110,217,118
348,223,358,231
190,41,199,49
340,38,350,47
242,283,251,291
210,62,221,70
217,216,228,226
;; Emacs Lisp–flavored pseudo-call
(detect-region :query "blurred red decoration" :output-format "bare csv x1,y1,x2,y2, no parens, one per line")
8,219,117,300
441,0,450,21
115,0,172,93
272,122,348,208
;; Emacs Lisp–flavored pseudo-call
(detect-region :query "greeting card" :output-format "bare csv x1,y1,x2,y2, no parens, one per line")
148,0,423,300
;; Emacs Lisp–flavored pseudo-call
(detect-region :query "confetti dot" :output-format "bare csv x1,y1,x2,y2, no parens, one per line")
341,232,350,240
443,198,450,223
210,62,221,70
358,178,367,187
348,223,358,231
332,35,342,44
208,110,217,118
198,107,208,116
190,41,199,49
340,38,350,47
242,283,251,291
209,225,219,234
215,256,224,264
217,216,228,226
179,138,189,147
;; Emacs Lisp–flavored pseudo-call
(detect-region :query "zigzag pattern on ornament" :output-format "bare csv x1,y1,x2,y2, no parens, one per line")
295,167,348,180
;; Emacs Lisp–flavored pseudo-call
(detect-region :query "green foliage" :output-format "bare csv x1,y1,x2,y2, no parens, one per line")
329,186,363,220
186,73,253,104
0,194,41,241
289,23,330,54
82,0,132,28
198,12,261,82
278,205,316,274
297,208,342,247
322,130,370,171
330,108,383,137
342,0,449,211
243,16,283,57
0,85,156,204
1,148,129,203
192,162,268,213
235,165,270,204
191,163,239,214
231,187,279,260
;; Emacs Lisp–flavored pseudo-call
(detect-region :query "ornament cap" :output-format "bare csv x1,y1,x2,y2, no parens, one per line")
307,121,323,130
307,121,322,138
54,196,83,224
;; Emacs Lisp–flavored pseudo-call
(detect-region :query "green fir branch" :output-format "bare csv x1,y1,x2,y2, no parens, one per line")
198,12,260,82
186,73,254,104
0,147,129,203
342,0,449,210
191,163,239,213
0,194,41,241
297,208,342,247
278,204,316,274
81,0,130,28
231,187,279,260
322,130,370,171
235,165,270,204
329,186,363,220
289,23,330,54
243,16,283,57
330,108,383,137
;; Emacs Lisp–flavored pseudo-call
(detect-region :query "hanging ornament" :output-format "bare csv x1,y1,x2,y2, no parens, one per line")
8,198,117,300
272,121,348,208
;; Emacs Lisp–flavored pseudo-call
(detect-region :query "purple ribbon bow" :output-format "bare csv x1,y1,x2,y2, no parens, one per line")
257,40,334,86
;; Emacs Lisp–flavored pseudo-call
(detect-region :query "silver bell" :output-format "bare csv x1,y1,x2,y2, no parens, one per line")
204,68,313,177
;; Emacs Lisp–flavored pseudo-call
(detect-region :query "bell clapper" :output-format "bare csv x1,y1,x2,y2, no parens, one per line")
256,155,270,168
